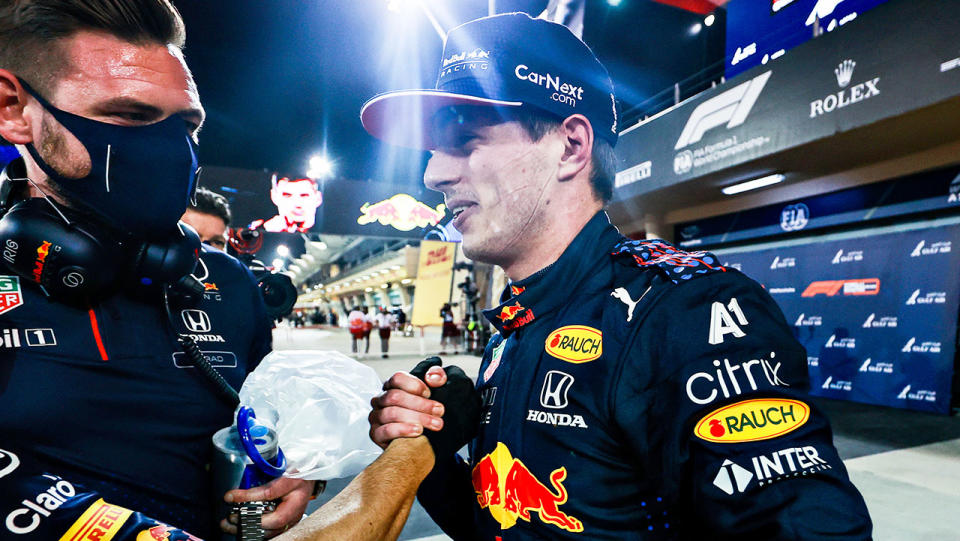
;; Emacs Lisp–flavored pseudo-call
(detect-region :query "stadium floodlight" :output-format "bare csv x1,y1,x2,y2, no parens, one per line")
272,258,285,269
704,13,715,27
307,154,334,179
721,174,786,195
276,244,290,257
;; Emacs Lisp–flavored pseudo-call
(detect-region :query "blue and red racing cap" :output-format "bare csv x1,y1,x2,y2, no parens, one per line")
360,12,619,150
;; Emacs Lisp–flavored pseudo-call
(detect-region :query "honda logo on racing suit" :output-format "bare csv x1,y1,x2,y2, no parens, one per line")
181,310,212,333
540,371,574,409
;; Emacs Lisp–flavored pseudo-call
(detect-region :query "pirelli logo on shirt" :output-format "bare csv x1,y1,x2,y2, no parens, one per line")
59,499,132,541
694,398,810,443
544,325,602,363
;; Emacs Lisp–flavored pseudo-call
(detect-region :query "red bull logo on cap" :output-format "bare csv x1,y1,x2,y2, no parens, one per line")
471,442,584,533
357,193,446,232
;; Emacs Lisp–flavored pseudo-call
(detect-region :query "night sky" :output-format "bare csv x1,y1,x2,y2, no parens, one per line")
175,0,721,187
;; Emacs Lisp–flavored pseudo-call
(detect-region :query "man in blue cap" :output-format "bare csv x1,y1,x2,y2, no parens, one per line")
366,12,873,540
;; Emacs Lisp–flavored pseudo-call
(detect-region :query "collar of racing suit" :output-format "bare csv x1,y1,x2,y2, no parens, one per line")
482,210,623,336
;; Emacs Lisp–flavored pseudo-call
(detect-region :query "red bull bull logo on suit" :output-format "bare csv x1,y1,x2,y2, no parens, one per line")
471,442,583,533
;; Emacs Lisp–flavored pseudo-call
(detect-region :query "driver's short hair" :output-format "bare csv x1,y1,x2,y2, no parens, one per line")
189,187,231,227
0,0,186,95
511,106,617,204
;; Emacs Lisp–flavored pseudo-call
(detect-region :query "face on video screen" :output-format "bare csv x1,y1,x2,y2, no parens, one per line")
264,177,323,233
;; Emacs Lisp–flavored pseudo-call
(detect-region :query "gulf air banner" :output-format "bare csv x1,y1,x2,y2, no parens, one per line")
411,241,456,327
716,222,960,414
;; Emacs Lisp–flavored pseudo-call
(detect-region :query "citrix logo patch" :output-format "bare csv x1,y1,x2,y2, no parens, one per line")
675,71,771,150
686,352,789,405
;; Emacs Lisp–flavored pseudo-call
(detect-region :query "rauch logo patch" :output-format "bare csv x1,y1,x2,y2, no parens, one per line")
544,325,602,363
694,398,810,443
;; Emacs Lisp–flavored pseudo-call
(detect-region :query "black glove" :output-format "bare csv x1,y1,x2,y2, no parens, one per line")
410,357,482,460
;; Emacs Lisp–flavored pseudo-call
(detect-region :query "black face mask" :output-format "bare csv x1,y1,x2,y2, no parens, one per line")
19,79,200,240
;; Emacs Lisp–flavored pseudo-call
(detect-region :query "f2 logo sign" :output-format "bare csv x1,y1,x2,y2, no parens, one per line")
539,371,574,409
709,298,749,345
675,71,772,150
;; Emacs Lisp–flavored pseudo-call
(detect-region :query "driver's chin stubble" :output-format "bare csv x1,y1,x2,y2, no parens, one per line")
39,113,91,179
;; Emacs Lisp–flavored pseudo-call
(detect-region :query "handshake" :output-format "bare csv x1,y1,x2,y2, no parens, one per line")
369,357,482,460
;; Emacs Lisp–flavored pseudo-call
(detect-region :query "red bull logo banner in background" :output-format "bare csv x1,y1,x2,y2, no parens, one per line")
357,194,446,232
715,222,960,414
411,241,457,327
472,442,584,533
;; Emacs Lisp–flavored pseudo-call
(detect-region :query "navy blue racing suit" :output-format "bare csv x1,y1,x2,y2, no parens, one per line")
0,246,272,538
0,445,202,540
417,212,872,540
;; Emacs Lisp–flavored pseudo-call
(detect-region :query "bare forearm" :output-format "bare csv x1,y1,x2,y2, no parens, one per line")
277,437,435,541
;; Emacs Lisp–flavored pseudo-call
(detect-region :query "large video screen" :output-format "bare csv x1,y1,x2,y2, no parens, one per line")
726,0,889,79
200,166,456,243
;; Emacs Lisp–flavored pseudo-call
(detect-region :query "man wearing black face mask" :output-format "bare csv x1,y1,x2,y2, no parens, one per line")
0,1,313,537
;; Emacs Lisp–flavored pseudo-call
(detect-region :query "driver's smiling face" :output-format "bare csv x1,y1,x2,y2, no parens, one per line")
423,106,562,268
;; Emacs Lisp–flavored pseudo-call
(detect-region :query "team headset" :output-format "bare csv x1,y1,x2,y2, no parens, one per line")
0,157,241,406
0,156,204,303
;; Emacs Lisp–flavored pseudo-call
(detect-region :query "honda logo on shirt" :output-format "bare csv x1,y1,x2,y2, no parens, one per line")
181,309,212,333
539,370,574,409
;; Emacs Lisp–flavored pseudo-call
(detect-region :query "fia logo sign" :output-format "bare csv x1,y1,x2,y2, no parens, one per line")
708,298,749,345
780,203,809,232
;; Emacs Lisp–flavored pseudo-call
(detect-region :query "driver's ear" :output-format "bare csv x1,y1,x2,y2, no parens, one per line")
556,114,592,183
0,70,34,145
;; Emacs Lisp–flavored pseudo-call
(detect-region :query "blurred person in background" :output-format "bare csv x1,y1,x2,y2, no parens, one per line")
439,302,459,355
362,305,373,354
376,306,396,358
348,306,366,356
181,186,230,250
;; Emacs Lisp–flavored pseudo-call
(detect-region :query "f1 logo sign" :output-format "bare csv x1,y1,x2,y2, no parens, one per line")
675,71,772,150
540,370,574,409
181,309,211,333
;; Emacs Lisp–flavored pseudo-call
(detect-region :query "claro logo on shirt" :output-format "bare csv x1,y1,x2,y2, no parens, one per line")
544,326,602,363
694,398,810,443
3,477,130,537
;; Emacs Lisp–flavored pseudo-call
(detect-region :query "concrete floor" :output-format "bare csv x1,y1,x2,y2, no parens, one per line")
275,324,960,541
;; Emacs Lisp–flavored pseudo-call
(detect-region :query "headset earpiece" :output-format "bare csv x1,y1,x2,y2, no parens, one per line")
133,222,201,286
0,197,120,301
0,158,202,305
